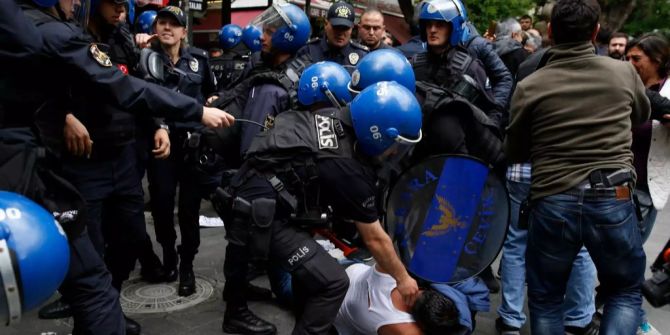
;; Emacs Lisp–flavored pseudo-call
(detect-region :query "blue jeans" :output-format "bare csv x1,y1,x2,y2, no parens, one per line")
526,190,646,335
498,181,596,328
635,187,658,244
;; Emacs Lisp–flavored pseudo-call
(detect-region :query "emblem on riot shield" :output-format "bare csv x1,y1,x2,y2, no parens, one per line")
385,155,509,283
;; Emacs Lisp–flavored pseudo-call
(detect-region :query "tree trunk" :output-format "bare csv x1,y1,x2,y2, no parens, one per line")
599,0,637,32
398,0,414,27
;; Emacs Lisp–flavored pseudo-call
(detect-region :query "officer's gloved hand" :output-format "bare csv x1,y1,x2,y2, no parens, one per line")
201,107,235,128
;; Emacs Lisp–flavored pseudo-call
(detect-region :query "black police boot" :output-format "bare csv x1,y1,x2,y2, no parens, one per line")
162,246,178,282
140,251,168,283
124,315,142,335
38,298,72,319
178,268,196,297
223,304,277,334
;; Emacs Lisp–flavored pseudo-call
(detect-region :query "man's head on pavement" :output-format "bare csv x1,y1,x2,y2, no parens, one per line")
548,0,600,45
358,8,386,49
326,1,355,49
411,290,462,334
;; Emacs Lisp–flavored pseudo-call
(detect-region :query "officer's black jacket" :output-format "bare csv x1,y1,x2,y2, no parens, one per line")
413,47,503,129
150,43,215,132
0,7,204,131
295,36,368,73
0,0,43,59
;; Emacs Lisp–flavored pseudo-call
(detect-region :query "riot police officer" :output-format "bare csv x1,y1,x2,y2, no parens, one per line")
36,0,167,331
207,1,311,311
144,5,219,298
210,24,249,90
214,62,421,334
410,0,504,166
1,0,233,332
295,1,368,74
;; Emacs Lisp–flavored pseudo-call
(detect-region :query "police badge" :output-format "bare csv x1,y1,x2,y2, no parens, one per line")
348,53,359,65
189,58,199,72
89,44,112,67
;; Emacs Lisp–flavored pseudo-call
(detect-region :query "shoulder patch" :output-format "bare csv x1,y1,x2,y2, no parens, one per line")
89,44,112,67
307,37,321,44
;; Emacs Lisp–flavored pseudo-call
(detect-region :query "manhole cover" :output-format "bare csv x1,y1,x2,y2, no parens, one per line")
120,275,214,314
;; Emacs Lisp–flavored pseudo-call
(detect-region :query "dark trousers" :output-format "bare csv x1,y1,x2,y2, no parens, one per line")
62,144,147,290
60,231,125,335
146,134,220,269
223,175,349,335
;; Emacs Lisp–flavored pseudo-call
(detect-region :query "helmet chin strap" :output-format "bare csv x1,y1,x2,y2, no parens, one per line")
396,129,423,144
0,239,21,326
323,88,342,109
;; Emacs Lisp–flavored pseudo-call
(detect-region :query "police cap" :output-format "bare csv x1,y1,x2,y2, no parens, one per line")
157,6,187,27
327,1,355,28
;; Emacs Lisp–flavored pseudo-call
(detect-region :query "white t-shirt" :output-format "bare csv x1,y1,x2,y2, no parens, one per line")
334,263,415,335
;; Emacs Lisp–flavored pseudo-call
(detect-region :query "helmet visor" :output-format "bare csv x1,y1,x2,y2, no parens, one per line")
249,3,290,33
374,129,423,164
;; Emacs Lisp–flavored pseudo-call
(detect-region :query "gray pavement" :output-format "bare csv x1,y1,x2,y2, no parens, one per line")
6,202,670,335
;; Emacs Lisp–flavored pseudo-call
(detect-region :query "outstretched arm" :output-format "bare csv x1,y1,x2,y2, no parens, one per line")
356,220,419,307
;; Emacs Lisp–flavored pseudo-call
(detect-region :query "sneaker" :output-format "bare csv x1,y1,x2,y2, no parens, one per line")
495,317,521,335
638,321,662,335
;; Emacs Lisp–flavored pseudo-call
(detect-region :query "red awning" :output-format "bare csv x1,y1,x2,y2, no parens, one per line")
192,9,264,32
231,9,264,27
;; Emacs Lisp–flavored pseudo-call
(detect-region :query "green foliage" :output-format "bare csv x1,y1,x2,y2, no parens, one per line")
623,0,670,37
462,0,536,33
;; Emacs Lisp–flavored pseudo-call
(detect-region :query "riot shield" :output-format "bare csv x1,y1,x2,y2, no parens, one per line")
385,155,509,284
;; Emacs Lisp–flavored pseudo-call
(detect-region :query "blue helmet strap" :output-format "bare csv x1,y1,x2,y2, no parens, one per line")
0,239,21,325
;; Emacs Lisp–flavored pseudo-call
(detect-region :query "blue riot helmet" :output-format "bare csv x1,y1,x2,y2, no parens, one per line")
350,81,423,157
0,192,69,326
419,0,468,47
219,24,243,50
248,3,311,53
136,10,157,34
348,49,416,94
298,62,352,108
242,25,262,52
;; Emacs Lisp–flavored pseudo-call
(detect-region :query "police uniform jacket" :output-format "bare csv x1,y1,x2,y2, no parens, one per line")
295,37,368,73
151,43,216,131
1,7,205,133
